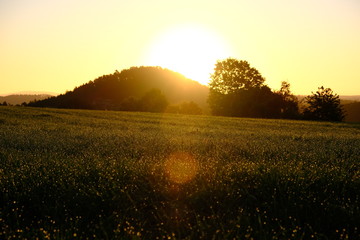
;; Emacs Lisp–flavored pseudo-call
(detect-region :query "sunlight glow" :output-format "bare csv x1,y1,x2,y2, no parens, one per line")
144,25,232,85
164,152,199,184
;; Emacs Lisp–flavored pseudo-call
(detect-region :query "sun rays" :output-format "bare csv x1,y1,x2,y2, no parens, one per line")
144,24,232,85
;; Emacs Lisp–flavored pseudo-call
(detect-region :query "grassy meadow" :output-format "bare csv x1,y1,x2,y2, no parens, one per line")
0,106,359,239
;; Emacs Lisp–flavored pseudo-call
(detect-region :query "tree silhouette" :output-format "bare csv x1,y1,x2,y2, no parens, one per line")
209,58,265,94
208,58,286,118
28,66,208,111
179,101,202,115
208,59,302,119
276,81,299,119
303,86,344,121
139,89,168,113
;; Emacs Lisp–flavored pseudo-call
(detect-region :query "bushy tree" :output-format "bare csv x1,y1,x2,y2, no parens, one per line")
208,58,266,116
303,86,344,121
119,97,139,111
208,58,286,118
179,101,202,115
139,89,168,113
209,58,265,94
276,81,299,119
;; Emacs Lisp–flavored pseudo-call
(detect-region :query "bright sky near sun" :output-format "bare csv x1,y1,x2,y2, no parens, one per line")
1,0,360,95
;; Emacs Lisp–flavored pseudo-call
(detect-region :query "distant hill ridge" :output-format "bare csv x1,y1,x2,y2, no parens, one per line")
296,95,360,122
343,102,360,123
296,95,360,103
339,95,360,102
13,67,360,122
0,94,53,105
28,66,209,112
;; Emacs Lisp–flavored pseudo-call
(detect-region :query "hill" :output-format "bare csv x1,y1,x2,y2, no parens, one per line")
340,95,360,102
343,101,360,122
0,94,53,105
29,66,209,113
297,95,360,122
296,95,360,103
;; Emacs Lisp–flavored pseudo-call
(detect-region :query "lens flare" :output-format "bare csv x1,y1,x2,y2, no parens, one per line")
164,152,199,184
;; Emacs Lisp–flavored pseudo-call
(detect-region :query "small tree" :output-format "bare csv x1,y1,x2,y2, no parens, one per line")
303,86,344,121
139,89,168,113
276,81,299,119
179,101,202,115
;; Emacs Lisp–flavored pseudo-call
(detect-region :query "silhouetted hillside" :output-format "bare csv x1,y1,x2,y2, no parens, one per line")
29,66,209,112
0,94,52,105
340,95,360,102
343,102,360,122
297,95,360,122
297,95,360,103
339,96,360,122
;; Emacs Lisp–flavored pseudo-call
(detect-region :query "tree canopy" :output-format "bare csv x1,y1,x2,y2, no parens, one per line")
303,86,345,121
276,81,299,119
25,62,348,122
209,58,265,94
139,89,168,113
28,66,208,113
208,58,299,118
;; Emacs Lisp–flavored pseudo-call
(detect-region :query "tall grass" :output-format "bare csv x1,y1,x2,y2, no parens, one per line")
0,107,359,239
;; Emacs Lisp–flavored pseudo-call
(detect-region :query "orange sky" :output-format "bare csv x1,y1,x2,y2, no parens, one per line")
1,0,359,95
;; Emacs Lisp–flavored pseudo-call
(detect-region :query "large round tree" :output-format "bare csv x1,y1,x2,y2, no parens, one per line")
303,86,345,121
209,58,265,94
208,58,277,117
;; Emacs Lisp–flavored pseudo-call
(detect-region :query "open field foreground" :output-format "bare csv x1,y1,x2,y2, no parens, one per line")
0,107,359,239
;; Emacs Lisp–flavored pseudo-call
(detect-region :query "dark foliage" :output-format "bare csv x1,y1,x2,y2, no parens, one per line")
209,86,280,118
0,94,52,105
179,101,202,115
208,59,299,119
276,81,300,119
343,101,360,122
166,101,203,115
303,86,345,121
28,67,208,113
209,58,265,94
139,89,168,112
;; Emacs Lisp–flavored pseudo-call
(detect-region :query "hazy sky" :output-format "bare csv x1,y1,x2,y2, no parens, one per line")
1,0,359,95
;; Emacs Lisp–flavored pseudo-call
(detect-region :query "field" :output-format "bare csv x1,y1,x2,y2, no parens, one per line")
0,107,359,239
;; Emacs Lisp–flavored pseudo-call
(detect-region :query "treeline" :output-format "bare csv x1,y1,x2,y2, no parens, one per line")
0,94,51,106
27,61,348,121
343,102,360,122
208,58,345,121
28,67,208,114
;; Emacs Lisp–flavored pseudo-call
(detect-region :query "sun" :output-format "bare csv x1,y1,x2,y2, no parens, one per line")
144,24,232,85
